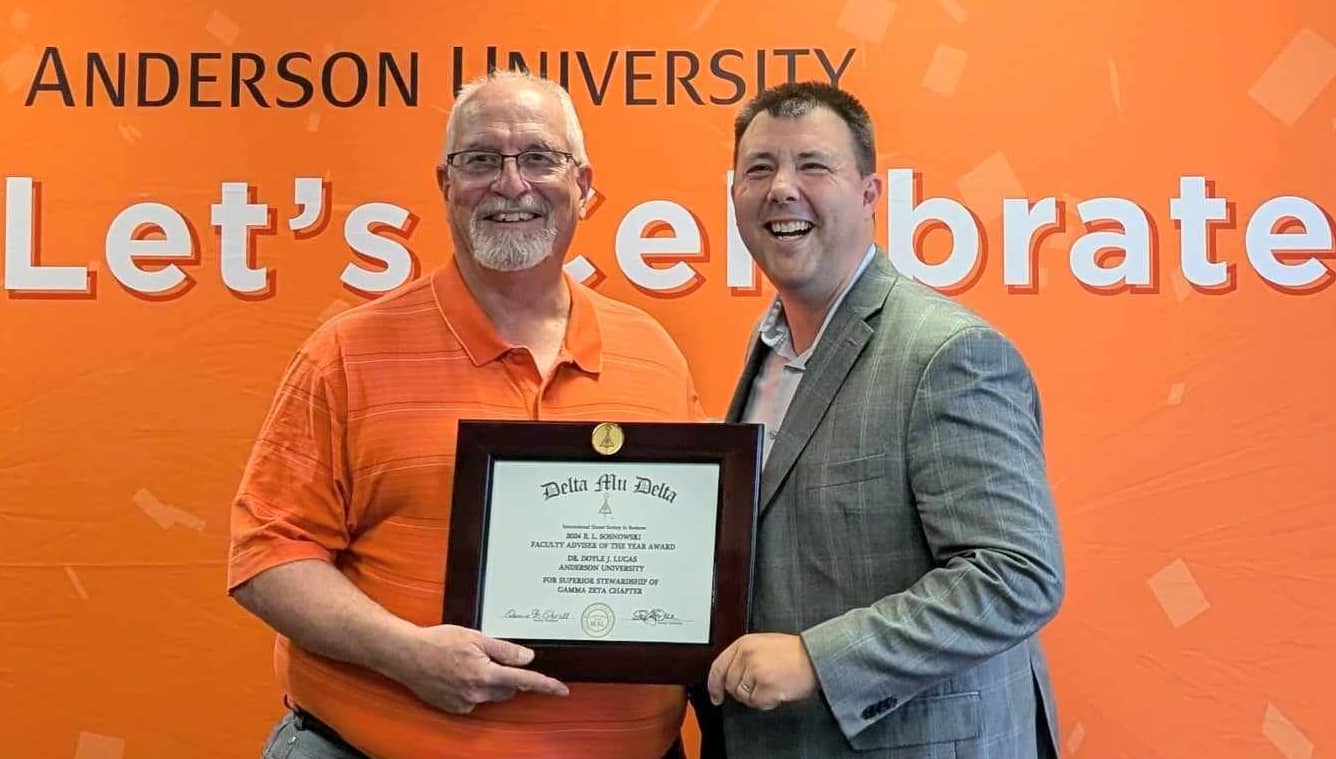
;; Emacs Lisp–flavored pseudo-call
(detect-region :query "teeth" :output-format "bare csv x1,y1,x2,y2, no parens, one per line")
492,212,538,222
768,220,812,234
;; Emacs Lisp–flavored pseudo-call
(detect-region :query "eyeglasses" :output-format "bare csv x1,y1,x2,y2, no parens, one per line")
445,149,576,182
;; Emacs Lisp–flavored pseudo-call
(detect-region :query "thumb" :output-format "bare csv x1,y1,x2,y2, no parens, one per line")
479,635,535,666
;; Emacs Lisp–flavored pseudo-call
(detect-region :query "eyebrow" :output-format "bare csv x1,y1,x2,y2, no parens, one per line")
741,149,836,163
456,139,560,153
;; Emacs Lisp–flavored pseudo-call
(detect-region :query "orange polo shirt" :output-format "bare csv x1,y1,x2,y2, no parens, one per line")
228,259,703,759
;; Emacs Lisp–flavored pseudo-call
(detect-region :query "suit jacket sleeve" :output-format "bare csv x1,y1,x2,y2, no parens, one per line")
799,325,1065,740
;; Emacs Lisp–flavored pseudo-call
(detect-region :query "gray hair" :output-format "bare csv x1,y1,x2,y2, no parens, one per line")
442,69,590,168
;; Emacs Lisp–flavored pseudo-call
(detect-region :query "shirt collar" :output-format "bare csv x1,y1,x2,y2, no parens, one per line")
431,257,603,374
757,244,879,365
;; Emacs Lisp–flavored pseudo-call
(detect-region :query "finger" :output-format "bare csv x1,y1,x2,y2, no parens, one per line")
487,663,570,697
439,698,475,715
478,635,536,666
724,647,751,705
750,684,782,711
707,643,740,705
474,685,518,704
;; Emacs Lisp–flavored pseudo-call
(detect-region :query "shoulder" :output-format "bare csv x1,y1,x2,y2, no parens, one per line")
580,284,690,373
878,275,1011,355
296,274,443,370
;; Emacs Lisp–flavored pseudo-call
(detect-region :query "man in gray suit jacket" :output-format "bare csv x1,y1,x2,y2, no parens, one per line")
700,83,1064,758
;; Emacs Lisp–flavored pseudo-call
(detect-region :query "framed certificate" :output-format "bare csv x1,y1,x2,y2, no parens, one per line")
443,420,761,684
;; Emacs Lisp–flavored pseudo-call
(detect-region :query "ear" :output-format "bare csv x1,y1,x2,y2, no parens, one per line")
862,172,883,215
576,164,594,219
436,164,451,201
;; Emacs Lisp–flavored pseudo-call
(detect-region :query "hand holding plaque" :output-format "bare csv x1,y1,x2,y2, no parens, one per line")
444,421,761,684
392,623,570,714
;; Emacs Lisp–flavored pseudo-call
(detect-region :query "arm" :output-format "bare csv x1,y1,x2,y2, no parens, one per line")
233,559,567,713
800,326,1064,737
228,342,565,715
233,559,417,678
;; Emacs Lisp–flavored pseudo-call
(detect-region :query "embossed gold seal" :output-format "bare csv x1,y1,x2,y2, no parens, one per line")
591,422,624,455
581,602,615,638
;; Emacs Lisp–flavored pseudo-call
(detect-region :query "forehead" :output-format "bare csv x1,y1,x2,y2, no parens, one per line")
737,107,858,161
453,82,567,148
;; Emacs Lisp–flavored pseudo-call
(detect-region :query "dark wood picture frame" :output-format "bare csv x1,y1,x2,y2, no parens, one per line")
444,420,761,684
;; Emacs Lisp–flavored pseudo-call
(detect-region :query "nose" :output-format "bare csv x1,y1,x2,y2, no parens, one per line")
765,164,799,205
490,157,531,198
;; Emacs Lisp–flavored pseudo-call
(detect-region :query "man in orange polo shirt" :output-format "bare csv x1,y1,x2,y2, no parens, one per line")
228,70,704,759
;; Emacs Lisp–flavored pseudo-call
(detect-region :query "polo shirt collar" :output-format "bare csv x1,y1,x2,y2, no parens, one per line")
431,257,602,374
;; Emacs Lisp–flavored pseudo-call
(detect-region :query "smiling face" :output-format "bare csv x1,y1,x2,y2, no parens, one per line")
438,78,591,272
731,106,881,301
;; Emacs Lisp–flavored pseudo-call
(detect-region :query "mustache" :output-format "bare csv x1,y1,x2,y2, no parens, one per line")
474,194,548,218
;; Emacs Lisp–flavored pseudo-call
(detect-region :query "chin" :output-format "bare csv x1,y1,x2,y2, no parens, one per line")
755,261,808,291
471,228,558,272
475,249,553,272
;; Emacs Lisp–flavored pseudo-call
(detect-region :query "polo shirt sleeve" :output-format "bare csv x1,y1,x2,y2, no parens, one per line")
687,376,709,422
227,334,352,593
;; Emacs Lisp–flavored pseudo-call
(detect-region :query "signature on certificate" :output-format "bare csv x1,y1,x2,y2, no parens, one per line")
504,608,571,623
631,608,683,625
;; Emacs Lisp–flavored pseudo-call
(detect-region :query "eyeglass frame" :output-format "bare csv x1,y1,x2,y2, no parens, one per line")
443,149,579,183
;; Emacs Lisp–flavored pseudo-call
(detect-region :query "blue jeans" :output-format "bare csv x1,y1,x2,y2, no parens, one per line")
259,709,689,759
260,711,366,759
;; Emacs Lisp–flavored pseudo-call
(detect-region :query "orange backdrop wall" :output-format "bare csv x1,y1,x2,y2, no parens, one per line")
3,2,1334,757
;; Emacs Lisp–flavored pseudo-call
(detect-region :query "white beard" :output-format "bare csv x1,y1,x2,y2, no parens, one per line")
467,193,559,272
468,218,558,272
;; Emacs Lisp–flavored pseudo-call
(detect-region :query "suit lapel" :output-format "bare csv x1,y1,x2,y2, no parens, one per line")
726,333,767,423
757,254,899,514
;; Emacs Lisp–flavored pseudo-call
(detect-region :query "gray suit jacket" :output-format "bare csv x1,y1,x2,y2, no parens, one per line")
718,254,1064,759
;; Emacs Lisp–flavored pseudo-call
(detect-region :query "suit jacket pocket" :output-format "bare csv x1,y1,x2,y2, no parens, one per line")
802,453,888,490
848,691,981,751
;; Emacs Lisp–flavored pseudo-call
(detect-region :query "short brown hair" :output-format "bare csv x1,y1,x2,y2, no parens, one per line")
733,82,876,176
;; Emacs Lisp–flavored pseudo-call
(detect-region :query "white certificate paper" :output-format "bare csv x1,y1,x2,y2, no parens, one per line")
479,460,720,644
